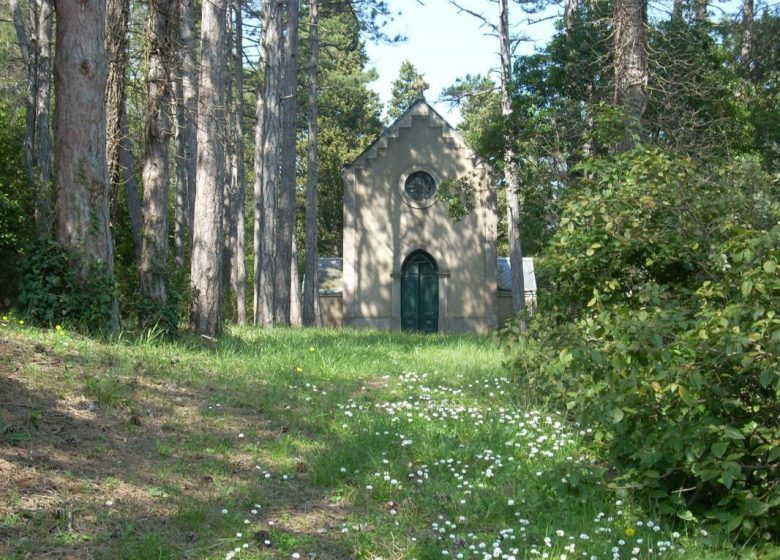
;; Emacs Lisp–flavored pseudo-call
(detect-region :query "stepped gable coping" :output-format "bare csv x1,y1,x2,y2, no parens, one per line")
343,98,487,172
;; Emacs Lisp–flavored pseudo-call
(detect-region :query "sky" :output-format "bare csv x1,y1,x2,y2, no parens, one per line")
363,0,562,124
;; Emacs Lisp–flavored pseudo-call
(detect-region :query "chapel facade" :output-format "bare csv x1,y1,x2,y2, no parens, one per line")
316,98,536,333
338,98,500,333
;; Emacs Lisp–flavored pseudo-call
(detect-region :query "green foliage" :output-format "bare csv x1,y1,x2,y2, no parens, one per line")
386,59,425,121
295,8,384,257
502,147,780,543
16,239,117,332
436,174,476,221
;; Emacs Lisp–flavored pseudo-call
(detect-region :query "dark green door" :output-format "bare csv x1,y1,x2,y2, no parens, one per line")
401,252,438,333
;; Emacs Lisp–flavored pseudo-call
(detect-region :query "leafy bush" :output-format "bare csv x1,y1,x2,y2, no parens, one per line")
502,147,780,542
16,239,116,332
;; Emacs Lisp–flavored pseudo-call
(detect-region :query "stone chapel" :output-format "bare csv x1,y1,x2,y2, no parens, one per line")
317,97,536,333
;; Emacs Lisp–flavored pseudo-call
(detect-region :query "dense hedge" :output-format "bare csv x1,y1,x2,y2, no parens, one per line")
503,147,779,543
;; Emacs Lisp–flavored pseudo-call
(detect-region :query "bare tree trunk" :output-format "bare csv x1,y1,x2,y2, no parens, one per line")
741,0,753,71
498,0,526,328
13,0,54,237
694,0,707,22
190,0,228,336
106,0,142,261
34,0,53,236
121,121,144,260
11,0,36,185
223,0,236,314
174,0,199,265
231,0,248,325
290,234,302,326
302,0,321,326
564,0,578,30
53,0,117,326
275,0,300,325
140,0,177,305
253,0,284,326
614,0,648,148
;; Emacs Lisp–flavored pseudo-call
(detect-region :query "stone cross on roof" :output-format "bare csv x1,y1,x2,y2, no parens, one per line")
413,77,429,100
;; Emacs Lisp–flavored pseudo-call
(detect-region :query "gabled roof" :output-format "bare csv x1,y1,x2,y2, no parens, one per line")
343,97,486,172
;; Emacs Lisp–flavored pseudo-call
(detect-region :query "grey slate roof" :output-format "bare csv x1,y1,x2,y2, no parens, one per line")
497,257,536,293
317,257,536,295
317,257,343,295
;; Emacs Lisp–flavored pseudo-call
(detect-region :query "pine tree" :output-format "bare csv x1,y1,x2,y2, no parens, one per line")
387,60,425,120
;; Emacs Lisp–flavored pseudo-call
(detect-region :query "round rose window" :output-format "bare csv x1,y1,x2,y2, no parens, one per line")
404,171,436,202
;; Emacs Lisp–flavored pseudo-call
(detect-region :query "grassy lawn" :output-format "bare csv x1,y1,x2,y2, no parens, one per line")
0,320,734,559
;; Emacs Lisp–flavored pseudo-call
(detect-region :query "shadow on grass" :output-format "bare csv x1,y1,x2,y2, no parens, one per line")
0,333,378,559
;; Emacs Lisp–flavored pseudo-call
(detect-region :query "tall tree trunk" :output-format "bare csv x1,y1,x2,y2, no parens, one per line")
34,0,53,236
121,121,144,261
53,0,117,326
302,0,321,326
253,0,284,326
564,0,578,30
140,0,176,305
290,235,302,326
174,0,199,266
11,0,36,185
499,0,526,327
223,0,236,312
275,0,300,325
230,0,248,325
106,0,142,261
12,0,54,237
190,0,228,336
614,0,648,148
741,0,753,71
694,0,707,22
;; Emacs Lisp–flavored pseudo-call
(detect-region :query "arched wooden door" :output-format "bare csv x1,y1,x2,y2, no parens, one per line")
401,251,438,333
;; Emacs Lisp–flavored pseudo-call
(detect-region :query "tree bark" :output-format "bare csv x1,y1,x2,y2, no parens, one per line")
564,0,578,30
694,0,707,22
275,0,300,325
190,0,228,336
173,0,199,266
302,0,321,326
230,0,248,325
741,0,753,71
140,0,177,305
253,0,284,326
499,0,526,327
121,120,144,261
105,0,139,259
53,0,117,326
614,0,648,148
290,234,302,326
34,0,53,236
11,0,36,185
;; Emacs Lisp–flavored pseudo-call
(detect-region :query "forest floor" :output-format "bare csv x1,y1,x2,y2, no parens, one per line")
0,320,737,559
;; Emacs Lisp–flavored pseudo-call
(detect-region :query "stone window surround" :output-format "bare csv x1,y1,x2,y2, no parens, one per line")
398,164,441,209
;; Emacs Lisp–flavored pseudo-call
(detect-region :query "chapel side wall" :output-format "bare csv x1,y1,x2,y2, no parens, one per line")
348,105,497,332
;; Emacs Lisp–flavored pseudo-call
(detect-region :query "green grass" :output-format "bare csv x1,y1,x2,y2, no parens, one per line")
0,319,747,559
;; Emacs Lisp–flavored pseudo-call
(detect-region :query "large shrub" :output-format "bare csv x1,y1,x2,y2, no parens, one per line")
503,147,780,542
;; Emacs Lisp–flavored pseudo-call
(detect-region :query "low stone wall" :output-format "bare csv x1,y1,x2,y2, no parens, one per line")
496,292,537,326
319,294,344,327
